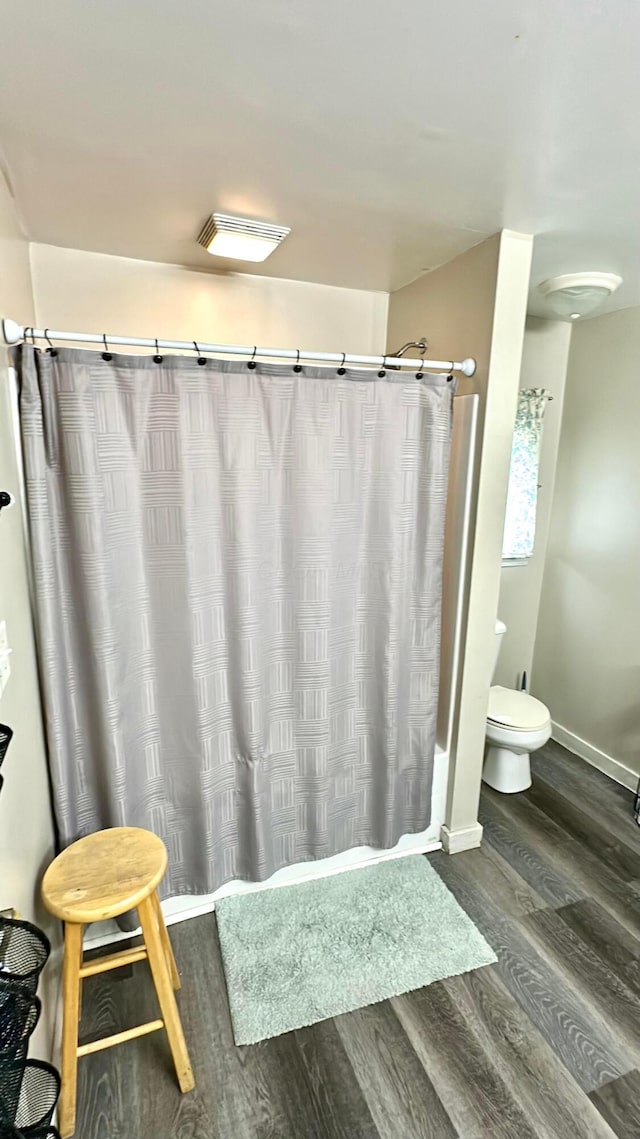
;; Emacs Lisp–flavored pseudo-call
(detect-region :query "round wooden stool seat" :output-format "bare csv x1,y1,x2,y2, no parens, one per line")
42,826,168,923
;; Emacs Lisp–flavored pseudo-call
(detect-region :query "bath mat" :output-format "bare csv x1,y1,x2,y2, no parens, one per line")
215,855,496,1045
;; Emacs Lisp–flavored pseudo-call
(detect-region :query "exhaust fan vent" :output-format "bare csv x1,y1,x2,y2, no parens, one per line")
197,213,291,262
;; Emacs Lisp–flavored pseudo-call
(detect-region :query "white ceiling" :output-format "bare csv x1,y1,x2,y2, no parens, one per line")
0,0,638,315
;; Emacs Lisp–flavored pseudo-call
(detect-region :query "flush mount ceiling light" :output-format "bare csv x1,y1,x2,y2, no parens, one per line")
538,272,622,321
197,213,291,262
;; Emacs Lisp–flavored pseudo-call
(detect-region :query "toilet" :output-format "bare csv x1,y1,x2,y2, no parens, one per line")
483,619,551,793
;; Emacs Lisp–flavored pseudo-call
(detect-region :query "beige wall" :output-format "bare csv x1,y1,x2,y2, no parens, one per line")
388,231,533,851
534,306,640,780
495,317,572,689
30,244,389,353
0,172,58,1058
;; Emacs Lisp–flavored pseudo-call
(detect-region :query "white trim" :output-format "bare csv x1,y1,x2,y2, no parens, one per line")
440,822,484,854
551,720,638,791
439,394,479,754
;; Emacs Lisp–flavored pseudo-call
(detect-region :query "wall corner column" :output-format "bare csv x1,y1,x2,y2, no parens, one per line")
444,230,533,851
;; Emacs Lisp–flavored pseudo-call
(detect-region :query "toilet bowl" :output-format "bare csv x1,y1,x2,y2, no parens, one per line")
482,620,551,793
483,686,551,793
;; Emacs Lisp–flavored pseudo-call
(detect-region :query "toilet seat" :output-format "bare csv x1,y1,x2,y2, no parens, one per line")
487,686,550,732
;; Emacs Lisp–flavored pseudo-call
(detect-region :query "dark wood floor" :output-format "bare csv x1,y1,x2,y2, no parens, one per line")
76,741,640,1138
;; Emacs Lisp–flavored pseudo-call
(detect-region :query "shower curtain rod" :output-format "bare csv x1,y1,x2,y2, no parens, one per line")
1,318,477,377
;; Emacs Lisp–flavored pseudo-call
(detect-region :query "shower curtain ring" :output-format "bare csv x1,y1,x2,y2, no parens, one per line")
194,341,206,365
337,353,346,376
247,346,257,370
378,353,386,378
293,349,302,373
102,333,112,362
44,329,57,357
154,338,163,364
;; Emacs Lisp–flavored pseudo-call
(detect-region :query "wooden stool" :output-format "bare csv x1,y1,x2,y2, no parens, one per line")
41,827,194,1138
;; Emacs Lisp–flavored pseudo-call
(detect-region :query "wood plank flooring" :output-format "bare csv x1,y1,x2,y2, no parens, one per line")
75,740,640,1138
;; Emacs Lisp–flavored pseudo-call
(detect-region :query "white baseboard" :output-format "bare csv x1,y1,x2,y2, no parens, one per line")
440,822,483,854
551,720,638,792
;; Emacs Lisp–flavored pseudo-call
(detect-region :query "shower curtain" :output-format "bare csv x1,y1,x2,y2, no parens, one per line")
18,345,454,897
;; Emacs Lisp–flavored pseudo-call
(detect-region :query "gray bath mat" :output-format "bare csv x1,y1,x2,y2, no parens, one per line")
215,855,496,1045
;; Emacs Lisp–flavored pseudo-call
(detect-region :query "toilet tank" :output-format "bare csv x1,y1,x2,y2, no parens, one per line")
492,619,507,680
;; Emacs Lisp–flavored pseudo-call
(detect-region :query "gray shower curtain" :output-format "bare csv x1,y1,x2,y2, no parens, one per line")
19,345,453,897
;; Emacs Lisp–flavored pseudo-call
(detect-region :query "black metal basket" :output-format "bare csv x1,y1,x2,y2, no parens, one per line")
9,1061,60,1137
0,990,40,1125
0,986,40,1062
0,921,50,998
0,1121,61,1139
0,726,12,769
0,1055,25,1128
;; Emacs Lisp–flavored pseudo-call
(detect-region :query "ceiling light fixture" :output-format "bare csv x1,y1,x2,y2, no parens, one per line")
538,272,622,321
197,213,291,262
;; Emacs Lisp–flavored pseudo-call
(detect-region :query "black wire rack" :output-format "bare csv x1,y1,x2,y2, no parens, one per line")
0,726,12,769
0,1122,61,1139
0,920,59,1139
0,724,12,792
0,987,40,1064
0,1061,60,1136
0,921,50,998
10,1062,60,1137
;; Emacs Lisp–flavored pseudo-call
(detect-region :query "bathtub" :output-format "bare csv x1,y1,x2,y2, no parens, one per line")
85,743,449,949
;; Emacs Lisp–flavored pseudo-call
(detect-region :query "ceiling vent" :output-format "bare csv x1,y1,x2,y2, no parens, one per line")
197,213,291,262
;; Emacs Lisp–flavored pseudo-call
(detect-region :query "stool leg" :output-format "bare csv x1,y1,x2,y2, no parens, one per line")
139,896,194,1093
59,922,83,1139
78,929,84,1021
151,890,181,990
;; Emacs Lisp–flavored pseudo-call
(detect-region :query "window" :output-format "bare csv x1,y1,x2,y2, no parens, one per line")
502,388,551,563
